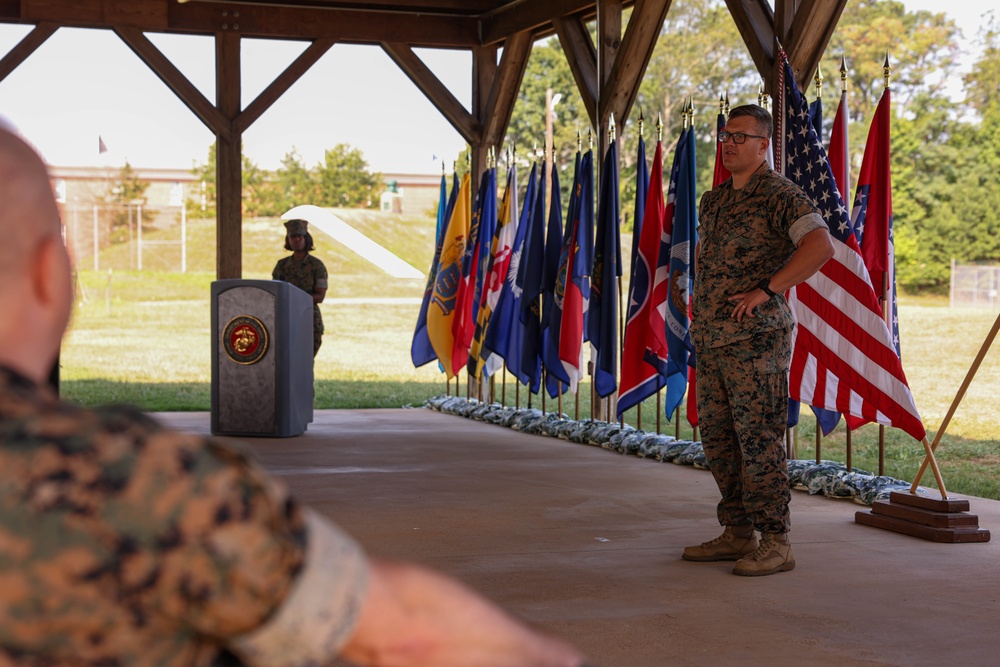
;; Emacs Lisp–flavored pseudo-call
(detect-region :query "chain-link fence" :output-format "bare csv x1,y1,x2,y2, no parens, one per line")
63,203,189,273
950,261,1000,309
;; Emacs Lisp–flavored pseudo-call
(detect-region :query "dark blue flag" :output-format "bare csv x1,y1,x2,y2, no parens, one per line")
589,139,621,399
519,161,547,394
662,127,697,419
543,152,578,397
630,134,649,279
485,162,538,385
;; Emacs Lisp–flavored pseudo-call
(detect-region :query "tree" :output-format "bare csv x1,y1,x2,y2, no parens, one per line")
315,144,381,208
274,148,318,211
821,0,961,125
108,161,153,244
963,12,1000,115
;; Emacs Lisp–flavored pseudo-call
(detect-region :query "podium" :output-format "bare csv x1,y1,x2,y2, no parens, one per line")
211,279,314,437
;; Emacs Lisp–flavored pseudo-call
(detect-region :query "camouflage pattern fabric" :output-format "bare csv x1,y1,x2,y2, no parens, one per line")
272,254,329,357
696,331,792,534
691,165,822,535
691,165,824,350
0,365,353,666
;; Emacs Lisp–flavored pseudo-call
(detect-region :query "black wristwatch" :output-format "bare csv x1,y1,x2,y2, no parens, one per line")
757,277,777,298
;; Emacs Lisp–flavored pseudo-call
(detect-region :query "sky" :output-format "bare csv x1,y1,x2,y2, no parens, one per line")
0,0,994,174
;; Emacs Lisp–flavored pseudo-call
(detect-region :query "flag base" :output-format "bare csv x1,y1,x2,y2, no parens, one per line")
855,491,990,543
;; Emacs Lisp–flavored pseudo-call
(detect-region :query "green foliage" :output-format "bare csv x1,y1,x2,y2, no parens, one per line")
316,143,381,208
108,161,155,244
191,142,383,216
963,12,1000,114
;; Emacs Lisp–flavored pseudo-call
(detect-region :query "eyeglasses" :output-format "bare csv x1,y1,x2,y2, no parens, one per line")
718,131,768,144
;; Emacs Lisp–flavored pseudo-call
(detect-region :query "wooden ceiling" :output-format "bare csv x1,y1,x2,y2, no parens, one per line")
1,0,847,279
0,0,618,48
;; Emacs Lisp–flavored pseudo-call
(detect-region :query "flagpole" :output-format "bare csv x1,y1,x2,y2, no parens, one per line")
656,389,661,434
877,51,892,476
502,363,507,405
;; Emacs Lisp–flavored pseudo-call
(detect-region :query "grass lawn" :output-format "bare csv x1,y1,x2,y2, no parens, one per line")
59,213,1000,500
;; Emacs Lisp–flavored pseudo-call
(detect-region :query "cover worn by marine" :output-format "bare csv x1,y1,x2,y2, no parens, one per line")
273,254,328,356
692,165,825,534
0,365,367,666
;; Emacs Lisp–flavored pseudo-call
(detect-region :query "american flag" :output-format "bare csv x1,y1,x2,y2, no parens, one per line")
780,55,926,442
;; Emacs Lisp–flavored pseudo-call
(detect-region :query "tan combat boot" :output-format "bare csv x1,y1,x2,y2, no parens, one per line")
682,526,759,562
732,532,795,576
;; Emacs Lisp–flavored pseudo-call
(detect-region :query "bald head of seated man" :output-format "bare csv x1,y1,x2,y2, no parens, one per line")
0,127,586,667
0,128,72,385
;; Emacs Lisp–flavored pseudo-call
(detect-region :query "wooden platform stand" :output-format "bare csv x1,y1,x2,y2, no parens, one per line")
856,308,1000,543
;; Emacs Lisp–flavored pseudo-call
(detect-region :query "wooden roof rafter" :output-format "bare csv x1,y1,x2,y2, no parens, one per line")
724,0,848,92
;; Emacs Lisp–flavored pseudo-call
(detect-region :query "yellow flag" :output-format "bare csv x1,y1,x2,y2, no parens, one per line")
427,172,471,378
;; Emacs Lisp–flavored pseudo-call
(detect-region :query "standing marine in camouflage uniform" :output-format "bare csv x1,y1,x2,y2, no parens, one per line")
272,219,328,357
683,105,834,577
0,125,586,666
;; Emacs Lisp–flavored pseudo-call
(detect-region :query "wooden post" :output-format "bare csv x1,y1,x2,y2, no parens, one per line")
216,32,242,280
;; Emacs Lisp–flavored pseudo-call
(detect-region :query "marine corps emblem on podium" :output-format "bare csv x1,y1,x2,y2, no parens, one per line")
223,315,269,365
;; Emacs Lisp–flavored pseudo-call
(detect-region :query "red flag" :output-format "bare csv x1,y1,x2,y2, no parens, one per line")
618,141,666,416
828,90,850,209
558,150,594,391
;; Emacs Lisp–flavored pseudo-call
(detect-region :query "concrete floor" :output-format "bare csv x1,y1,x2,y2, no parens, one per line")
159,408,1000,667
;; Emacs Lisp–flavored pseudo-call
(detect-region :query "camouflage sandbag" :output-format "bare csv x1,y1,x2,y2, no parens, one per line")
619,431,651,455
606,427,638,452
673,441,703,466
637,434,675,459
786,459,815,490
509,408,544,430
588,422,623,447
690,449,709,470
538,415,572,437
659,440,692,463
568,421,600,444
852,475,914,505
522,412,562,435
812,468,862,499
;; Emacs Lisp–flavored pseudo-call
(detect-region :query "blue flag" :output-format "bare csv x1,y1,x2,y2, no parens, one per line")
662,127,698,420
630,134,649,278
519,162,547,394
411,172,455,367
558,150,594,392
485,163,538,385
589,139,621,399
543,152,578,397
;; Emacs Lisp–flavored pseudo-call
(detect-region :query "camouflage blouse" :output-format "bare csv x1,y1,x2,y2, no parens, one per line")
272,254,329,329
692,165,825,350
0,366,367,666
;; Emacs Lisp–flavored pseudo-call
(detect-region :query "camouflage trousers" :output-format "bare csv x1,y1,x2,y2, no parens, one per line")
695,329,791,534
313,308,324,358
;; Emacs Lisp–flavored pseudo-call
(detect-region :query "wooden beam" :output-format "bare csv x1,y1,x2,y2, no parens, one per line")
481,28,532,149
114,26,231,140
787,0,848,90
479,0,594,47
0,22,57,83
166,2,478,46
596,0,621,158
724,0,775,88
235,37,334,134
216,31,242,280
11,0,478,47
469,44,496,197
382,42,480,145
599,0,672,132
553,14,597,130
